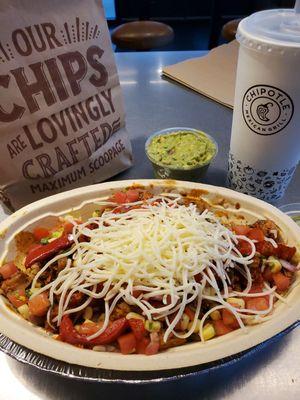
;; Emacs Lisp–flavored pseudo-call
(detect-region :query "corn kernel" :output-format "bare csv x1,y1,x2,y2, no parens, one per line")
83,306,93,320
83,319,94,325
17,304,30,319
244,316,260,326
227,297,245,309
60,214,75,222
25,287,40,298
210,310,221,321
267,256,282,273
106,345,116,352
92,345,106,352
30,288,41,297
188,319,201,333
126,312,145,321
75,320,90,332
180,313,190,330
202,323,216,341
145,320,161,332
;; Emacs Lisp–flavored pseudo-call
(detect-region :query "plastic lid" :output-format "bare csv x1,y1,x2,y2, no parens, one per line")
238,8,300,49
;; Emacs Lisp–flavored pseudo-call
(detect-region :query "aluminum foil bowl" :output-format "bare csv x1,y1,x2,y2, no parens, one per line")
0,321,298,383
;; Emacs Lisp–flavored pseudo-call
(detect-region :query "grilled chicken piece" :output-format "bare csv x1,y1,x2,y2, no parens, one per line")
159,335,187,350
252,219,282,242
184,196,210,213
1,271,30,294
69,291,85,307
250,254,262,269
110,301,131,320
57,257,68,272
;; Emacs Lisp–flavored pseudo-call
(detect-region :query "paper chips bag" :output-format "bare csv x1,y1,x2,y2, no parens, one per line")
0,0,133,210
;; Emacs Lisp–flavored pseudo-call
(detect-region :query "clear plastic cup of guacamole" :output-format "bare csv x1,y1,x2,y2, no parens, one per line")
145,127,218,181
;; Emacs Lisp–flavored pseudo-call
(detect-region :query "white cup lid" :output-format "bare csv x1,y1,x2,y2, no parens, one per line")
238,8,300,49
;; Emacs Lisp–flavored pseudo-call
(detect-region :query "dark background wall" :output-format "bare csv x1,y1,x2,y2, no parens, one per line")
114,0,295,21
109,0,296,51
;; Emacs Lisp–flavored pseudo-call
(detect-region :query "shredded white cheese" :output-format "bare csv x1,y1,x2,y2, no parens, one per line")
31,194,274,342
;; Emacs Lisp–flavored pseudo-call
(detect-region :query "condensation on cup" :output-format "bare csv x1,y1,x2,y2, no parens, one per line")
228,6,300,202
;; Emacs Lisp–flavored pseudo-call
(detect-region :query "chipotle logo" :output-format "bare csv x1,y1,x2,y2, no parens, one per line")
0,5,132,209
242,85,294,136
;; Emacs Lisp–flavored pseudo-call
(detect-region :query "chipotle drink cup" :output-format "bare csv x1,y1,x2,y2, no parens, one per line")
228,7,300,202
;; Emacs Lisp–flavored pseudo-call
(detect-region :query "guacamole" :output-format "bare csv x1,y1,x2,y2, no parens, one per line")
147,130,216,169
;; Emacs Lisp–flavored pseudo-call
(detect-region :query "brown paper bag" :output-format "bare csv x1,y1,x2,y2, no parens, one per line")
162,40,239,108
0,0,133,210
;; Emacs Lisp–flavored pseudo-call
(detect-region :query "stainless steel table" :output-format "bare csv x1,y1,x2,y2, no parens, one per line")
0,51,299,400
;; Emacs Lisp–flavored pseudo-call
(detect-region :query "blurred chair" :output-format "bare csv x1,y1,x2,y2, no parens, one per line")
112,0,174,50
221,18,242,42
112,20,174,50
